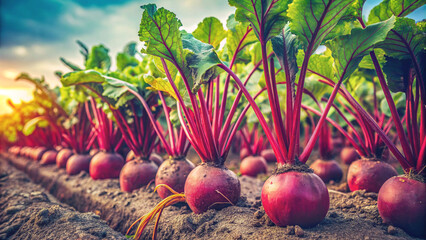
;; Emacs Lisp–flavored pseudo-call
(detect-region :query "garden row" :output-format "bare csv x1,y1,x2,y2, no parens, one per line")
0,0,424,239
0,153,416,239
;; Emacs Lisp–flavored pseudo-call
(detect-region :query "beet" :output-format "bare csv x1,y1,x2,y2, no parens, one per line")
119,159,158,192
126,151,163,166
332,137,344,152
240,148,250,160
155,158,195,199
309,159,343,183
340,147,359,165
89,149,100,156
33,147,47,161
56,148,74,168
347,159,398,193
90,152,124,180
150,153,164,166
261,167,329,227
126,150,135,162
40,150,58,165
66,154,92,175
184,164,240,214
240,156,268,177
260,148,276,163
378,176,426,238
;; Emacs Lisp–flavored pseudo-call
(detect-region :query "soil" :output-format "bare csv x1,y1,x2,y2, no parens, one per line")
0,152,421,240
0,158,125,240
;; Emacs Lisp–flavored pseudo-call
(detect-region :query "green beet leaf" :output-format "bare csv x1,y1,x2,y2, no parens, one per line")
85,44,111,70
228,0,289,43
377,18,425,60
193,17,227,49
287,0,353,54
326,16,395,81
368,0,425,24
181,32,222,93
271,24,301,86
382,56,412,92
225,14,258,63
139,4,186,71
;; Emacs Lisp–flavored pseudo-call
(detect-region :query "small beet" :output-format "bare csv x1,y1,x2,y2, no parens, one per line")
310,159,343,183
347,159,398,193
262,169,329,227
33,147,47,161
260,149,276,163
56,148,74,168
90,152,125,180
150,153,164,166
240,156,268,177
120,159,158,192
126,150,135,162
40,150,58,165
340,147,359,165
66,154,92,175
89,149,100,156
155,158,195,199
240,148,250,160
378,176,426,238
184,164,240,214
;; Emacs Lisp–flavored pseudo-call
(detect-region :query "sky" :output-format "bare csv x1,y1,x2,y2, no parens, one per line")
0,0,424,114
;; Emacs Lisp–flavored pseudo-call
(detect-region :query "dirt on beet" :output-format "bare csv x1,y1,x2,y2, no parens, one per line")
0,151,421,240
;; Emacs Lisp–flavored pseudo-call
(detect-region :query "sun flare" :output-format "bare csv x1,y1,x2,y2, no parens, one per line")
0,88,33,114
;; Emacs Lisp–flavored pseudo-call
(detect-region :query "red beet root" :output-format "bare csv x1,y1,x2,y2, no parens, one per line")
378,176,426,238
240,156,267,177
260,149,276,163
33,147,47,161
155,158,195,199
347,159,398,193
184,164,240,214
240,148,250,160
262,169,329,227
66,154,92,175
40,150,58,165
310,159,343,183
89,149,100,156
126,150,135,162
340,147,359,165
149,153,164,166
126,151,163,166
56,148,73,168
119,159,158,192
90,152,125,180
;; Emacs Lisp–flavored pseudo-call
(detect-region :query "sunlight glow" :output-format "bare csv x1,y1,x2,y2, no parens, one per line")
0,88,34,114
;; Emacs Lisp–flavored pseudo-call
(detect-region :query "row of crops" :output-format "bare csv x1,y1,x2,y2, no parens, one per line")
1,0,425,239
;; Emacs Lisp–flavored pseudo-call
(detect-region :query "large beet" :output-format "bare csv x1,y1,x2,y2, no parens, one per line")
40,150,58,165
90,152,125,180
378,176,426,238
155,158,195,199
66,154,92,175
347,159,398,193
240,156,268,177
261,166,329,227
120,159,158,192
56,148,73,168
310,159,343,183
184,164,240,214
340,147,359,165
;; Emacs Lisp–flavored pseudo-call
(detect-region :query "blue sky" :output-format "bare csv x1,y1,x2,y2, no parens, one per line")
0,0,424,91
